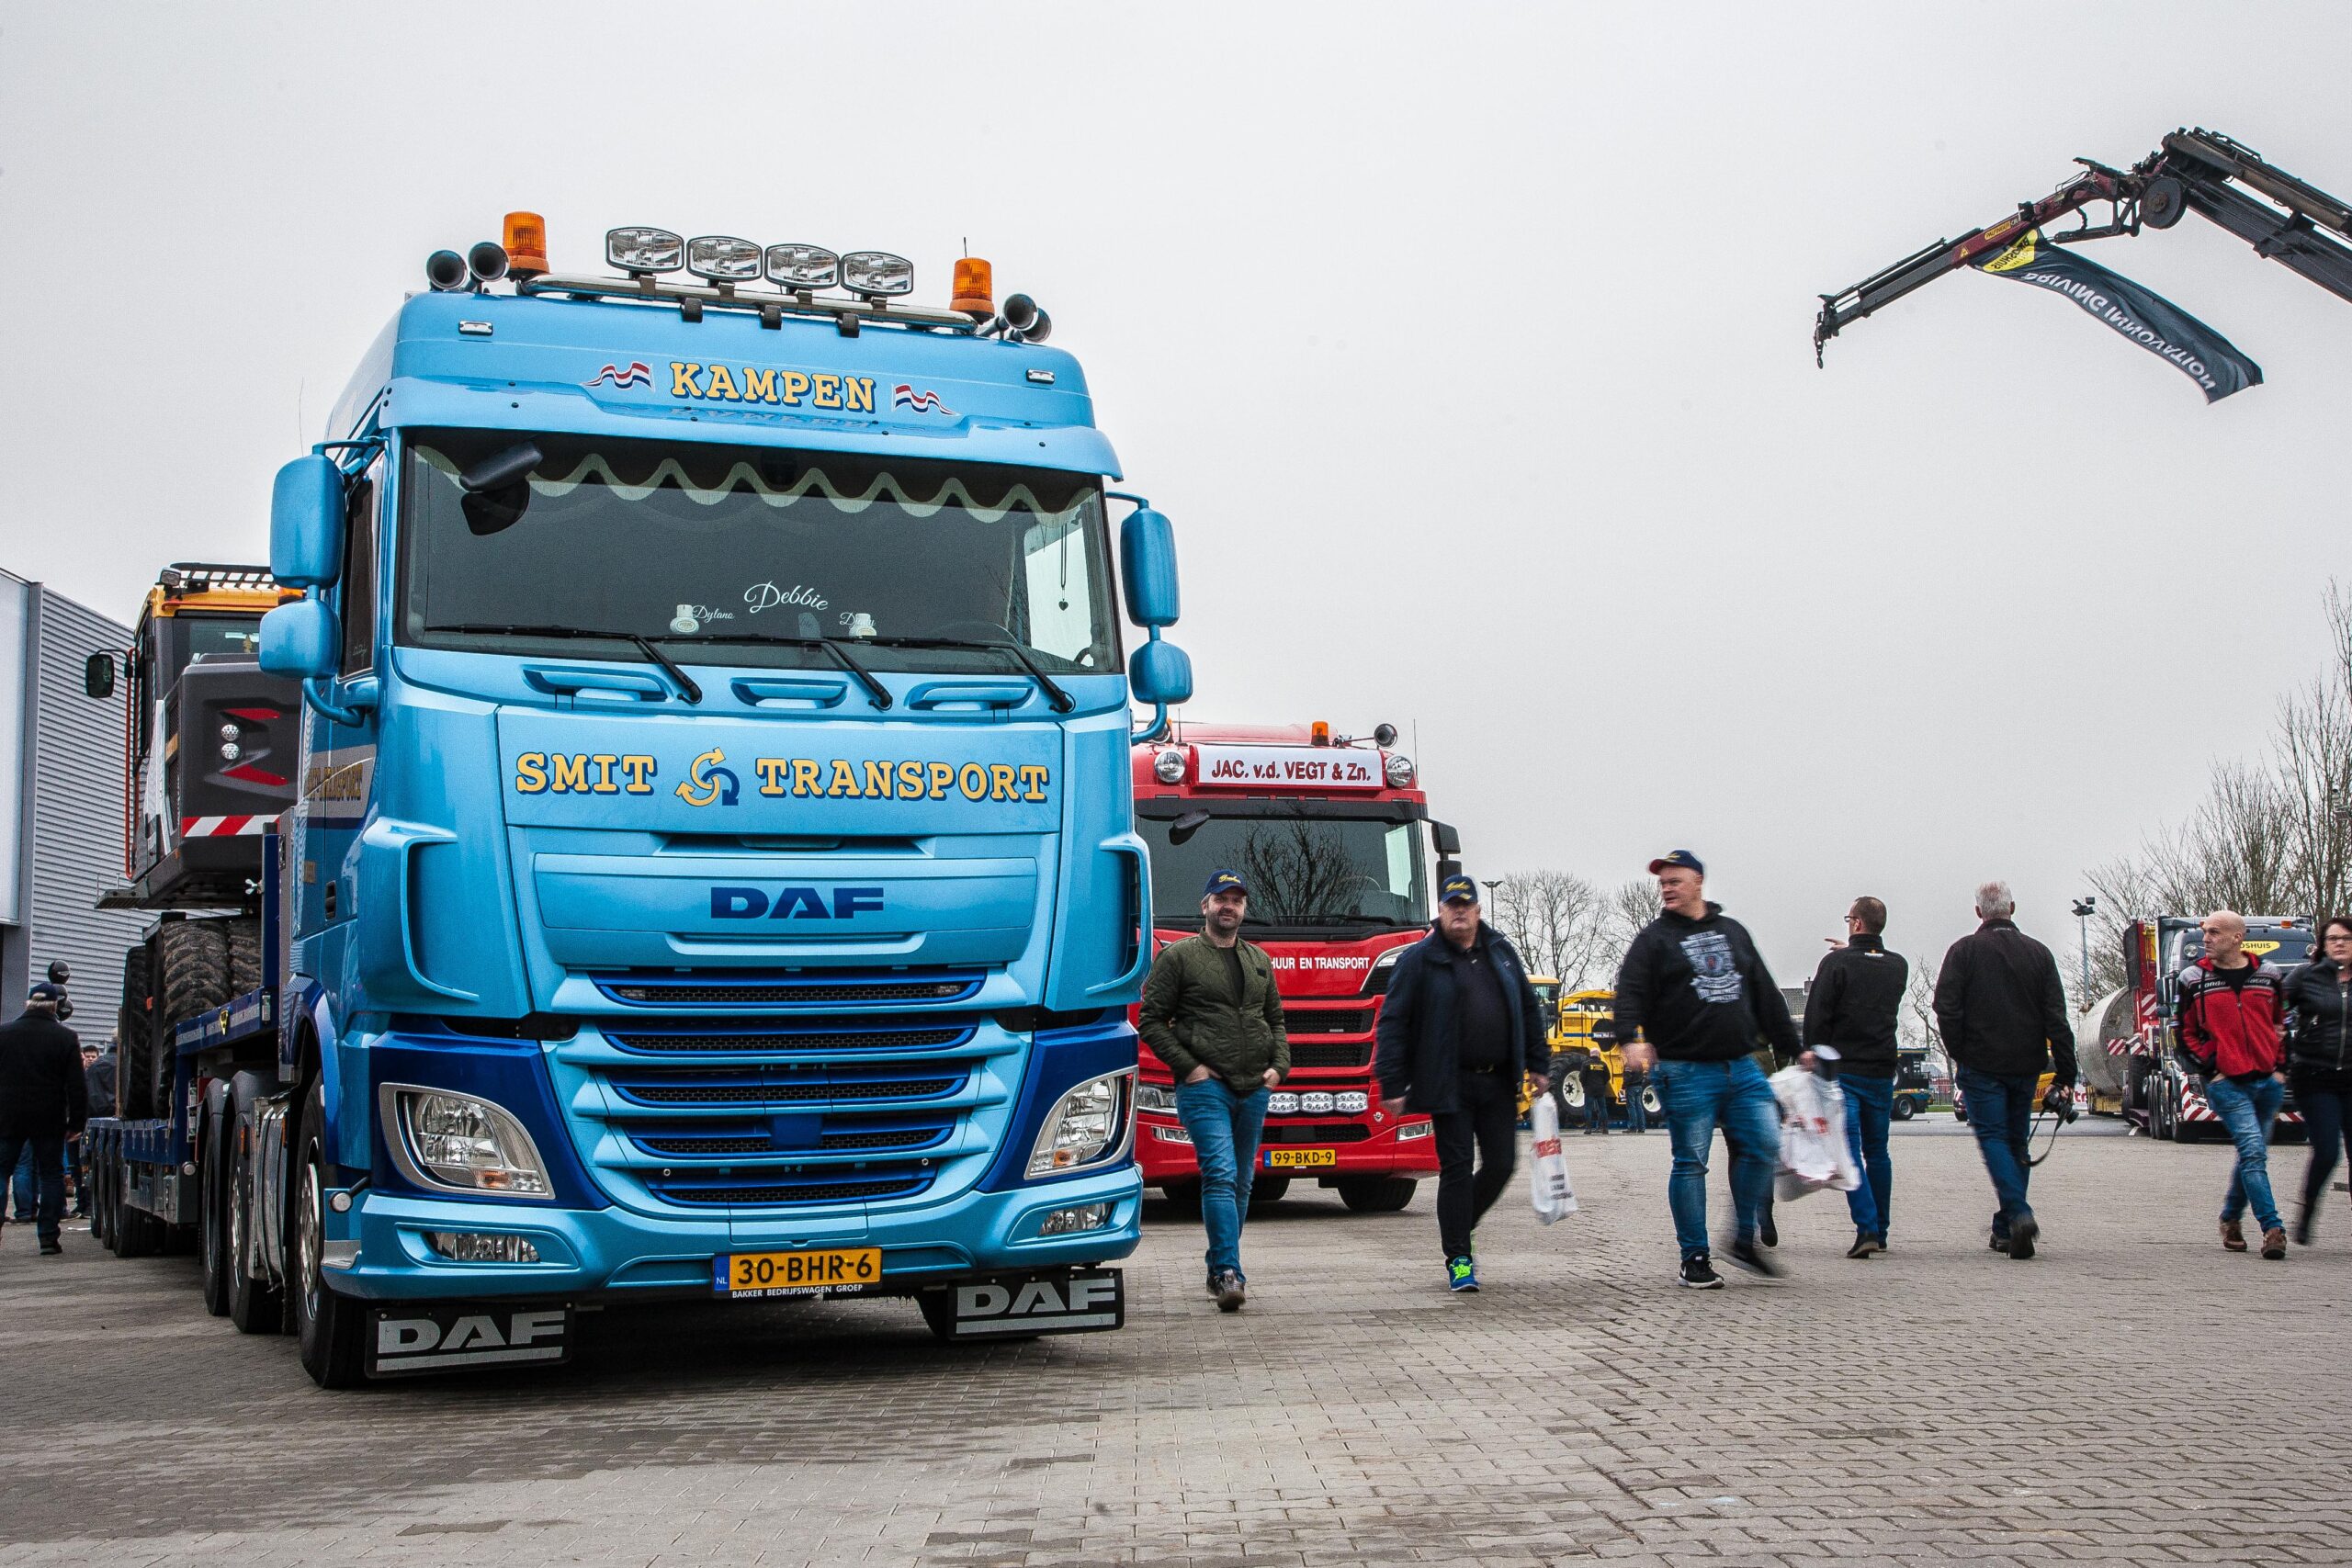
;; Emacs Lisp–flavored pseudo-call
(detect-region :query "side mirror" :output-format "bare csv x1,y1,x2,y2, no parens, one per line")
260,596,340,680
83,651,116,699
271,455,345,589
1430,820,1462,857
1118,506,1180,628
1128,638,1193,706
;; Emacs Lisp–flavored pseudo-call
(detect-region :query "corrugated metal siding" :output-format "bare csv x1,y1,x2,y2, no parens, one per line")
29,587,145,1032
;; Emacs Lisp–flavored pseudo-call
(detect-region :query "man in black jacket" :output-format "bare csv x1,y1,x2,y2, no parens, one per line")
1614,852,1802,1288
1805,897,1908,1259
1933,881,2075,1260
0,983,90,1256
1375,874,1550,1293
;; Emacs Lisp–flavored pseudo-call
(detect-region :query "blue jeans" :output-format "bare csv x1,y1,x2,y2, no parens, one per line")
1175,1077,1268,1279
9,1143,34,1217
1652,1056,1779,1260
1838,1072,1894,1238
1623,1079,1650,1134
2204,1074,2284,1233
1956,1066,2038,1235
0,1135,68,1242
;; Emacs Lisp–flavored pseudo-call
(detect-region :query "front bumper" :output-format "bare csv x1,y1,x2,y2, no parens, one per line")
323,1163,1141,1301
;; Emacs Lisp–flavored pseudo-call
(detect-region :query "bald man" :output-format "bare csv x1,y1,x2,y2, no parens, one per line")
2177,910,2290,1258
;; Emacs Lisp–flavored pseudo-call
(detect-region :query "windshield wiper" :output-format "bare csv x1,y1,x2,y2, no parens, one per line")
657,630,892,710
858,635,1075,714
426,622,703,705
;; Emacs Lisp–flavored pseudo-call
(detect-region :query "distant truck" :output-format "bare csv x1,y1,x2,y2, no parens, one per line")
78,214,1194,1384
2074,914,2312,1139
1545,988,1662,1127
1130,720,1457,1212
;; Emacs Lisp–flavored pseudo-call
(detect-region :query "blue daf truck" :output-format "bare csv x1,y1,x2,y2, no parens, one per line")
78,217,1192,1386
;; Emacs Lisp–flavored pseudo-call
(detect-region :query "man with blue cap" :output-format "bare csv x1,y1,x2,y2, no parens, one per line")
1139,868,1290,1312
0,982,90,1257
1374,873,1551,1292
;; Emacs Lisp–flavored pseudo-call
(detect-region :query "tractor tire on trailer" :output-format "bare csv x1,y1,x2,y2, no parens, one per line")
291,1077,367,1387
1336,1175,1417,1213
153,921,232,1116
223,917,263,999
119,942,155,1121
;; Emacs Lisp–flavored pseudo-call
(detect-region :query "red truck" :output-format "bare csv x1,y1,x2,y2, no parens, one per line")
1130,720,1461,1211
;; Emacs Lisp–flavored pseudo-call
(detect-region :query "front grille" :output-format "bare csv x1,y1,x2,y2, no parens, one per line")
1287,1040,1374,1069
608,1024,969,1055
649,1173,932,1205
1261,1122,1373,1144
1283,1007,1375,1035
612,1071,961,1107
594,969,981,1008
630,1118,954,1158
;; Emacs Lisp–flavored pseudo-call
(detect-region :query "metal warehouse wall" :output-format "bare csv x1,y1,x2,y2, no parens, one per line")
24,582,147,1035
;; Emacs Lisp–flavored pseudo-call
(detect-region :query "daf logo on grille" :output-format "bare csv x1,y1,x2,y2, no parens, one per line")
711,885,886,919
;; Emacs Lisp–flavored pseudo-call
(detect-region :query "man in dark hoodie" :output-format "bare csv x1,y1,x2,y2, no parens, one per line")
1934,881,2075,1260
1375,874,1550,1293
1805,897,1908,1259
0,983,89,1256
1613,852,1802,1289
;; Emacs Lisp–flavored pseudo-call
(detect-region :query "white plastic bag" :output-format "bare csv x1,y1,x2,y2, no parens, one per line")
1530,1093,1579,1224
1770,1065,1860,1201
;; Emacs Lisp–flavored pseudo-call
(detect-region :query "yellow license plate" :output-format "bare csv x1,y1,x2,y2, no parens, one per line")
1266,1148,1336,1168
715,1247,882,1299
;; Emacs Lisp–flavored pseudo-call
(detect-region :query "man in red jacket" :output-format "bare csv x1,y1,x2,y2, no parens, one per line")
2177,910,2290,1259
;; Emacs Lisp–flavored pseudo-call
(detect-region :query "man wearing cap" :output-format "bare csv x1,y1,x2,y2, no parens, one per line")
1614,852,1803,1288
1139,869,1290,1312
0,984,90,1257
1375,874,1551,1292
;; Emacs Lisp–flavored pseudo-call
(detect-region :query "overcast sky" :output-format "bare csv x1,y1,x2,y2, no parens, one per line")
5,4,2348,988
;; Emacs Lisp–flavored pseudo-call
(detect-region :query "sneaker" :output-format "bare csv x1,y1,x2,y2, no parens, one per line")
1678,1254,1724,1290
2221,1218,2247,1252
1758,1208,1779,1248
1846,1230,1883,1260
38,1239,62,1257
1204,1273,1220,1298
1725,1237,1782,1279
1213,1269,1247,1312
2007,1213,2039,1261
1871,1235,1889,1255
2261,1227,2288,1260
1989,1231,2011,1254
1446,1256,1480,1292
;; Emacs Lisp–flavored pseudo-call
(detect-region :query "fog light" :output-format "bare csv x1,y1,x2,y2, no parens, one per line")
842,250,914,298
764,243,840,289
424,1231,540,1264
220,741,242,761
1038,1202,1111,1236
1135,1081,1177,1113
607,226,684,275
1149,1123,1193,1145
1301,1091,1336,1114
1397,1121,1433,1141
1336,1091,1369,1112
1266,1092,1299,1115
686,235,762,283
1385,753,1416,788
220,722,241,740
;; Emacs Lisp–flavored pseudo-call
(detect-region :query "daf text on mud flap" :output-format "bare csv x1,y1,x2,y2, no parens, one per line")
941,1269,1124,1337
367,1303,573,1376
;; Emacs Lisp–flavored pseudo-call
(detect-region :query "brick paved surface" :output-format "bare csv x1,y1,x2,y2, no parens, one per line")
3,1122,2347,1566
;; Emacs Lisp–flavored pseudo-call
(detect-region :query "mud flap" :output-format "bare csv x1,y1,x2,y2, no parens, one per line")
922,1268,1124,1339
366,1301,573,1377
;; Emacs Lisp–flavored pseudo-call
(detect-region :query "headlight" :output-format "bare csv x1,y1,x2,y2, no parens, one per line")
685,234,763,283
763,243,841,289
382,1086,553,1199
1027,1068,1133,1179
1385,753,1415,787
1365,943,1408,996
1152,748,1187,784
1336,1091,1369,1112
1301,1091,1335,1114
606,226,684,275
1266,1092,1300,1115
842,250,915,298
1135,1081,1178,1113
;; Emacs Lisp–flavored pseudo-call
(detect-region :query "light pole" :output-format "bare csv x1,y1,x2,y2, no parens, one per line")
2071,897,2098,1003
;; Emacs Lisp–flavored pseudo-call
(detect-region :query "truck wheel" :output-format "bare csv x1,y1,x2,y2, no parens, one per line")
155,922,231,1113
224,918,263,998
1336,1176,1418,1213
291,1079,366,1387
1892,1098,1916,1122
1158,1180,1201,1211
88,1152,111,1248
227,1078,285,1334
1246,1177,1291,1210
200,1108,232,1317
114,1182,164,1258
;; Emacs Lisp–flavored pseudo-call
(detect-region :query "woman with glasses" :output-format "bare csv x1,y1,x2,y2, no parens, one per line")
2283,916,2352,1244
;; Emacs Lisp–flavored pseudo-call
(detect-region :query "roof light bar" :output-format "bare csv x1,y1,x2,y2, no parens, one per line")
686,235,762,284
764,243,840,289
606,227,684,275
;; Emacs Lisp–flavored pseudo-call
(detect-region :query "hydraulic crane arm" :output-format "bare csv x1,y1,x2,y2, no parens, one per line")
1814,129,2352,365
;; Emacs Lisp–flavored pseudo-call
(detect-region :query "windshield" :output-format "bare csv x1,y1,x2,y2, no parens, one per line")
1137,812,1430,932
2165,924,2312,974
396,430,1117,674
177,615,263,660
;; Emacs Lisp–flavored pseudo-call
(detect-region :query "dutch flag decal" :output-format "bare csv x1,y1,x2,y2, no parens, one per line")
893,384,956,416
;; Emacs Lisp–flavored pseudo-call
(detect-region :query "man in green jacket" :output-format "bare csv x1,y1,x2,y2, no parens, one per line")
1139,868,1289,1312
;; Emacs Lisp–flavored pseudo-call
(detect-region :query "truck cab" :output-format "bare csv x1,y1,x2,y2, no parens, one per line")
1129,720,1452,1212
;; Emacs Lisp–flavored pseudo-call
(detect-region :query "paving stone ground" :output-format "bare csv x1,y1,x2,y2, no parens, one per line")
2,1121,2346,1566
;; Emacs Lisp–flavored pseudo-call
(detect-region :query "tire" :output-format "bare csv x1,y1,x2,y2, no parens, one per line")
1158,1180,1201,1211
223,917,263,999
200,1107,232,1317
1246,1177,1291,1210
291,1078,366,1388
1336,1175,1418,1213
154,921,232,1117
1561,1079,1586,1110
88,1149,112,1248
1640,1086,1662,1116
227,1078,285,1335
113,1178,164,1258
1892,1098,1917,1122
119,941,155,1121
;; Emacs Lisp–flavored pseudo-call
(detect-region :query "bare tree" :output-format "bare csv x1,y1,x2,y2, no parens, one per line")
1595,877,1664,984
1236,822,1363,924
1487,870,1608,987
